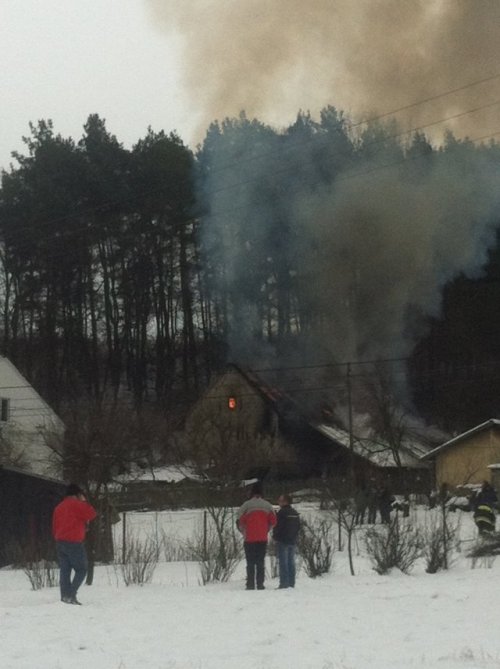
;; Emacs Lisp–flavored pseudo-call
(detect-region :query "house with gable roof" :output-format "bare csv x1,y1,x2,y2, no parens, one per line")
0,356,64,478
184,363,432,491
421,418,500,489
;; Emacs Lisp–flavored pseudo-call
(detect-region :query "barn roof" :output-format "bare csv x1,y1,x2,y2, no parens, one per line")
315,423,430,468
421,419,500,460
226,364,431,468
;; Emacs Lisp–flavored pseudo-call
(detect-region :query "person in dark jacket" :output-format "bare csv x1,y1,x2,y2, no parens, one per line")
378,486,395,525
52,483,97,605
367,485,378,523
237,481,276,590
273,493,300,589
354,486,368,525
473,481,498,536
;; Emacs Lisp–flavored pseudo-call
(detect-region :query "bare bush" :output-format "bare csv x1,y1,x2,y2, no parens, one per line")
364,515,424,575
117,535,159,586
23,559,59,590
186,515,242,585
160,530,194,562
424,516,459,573
297,515,335,578
18,541,59,590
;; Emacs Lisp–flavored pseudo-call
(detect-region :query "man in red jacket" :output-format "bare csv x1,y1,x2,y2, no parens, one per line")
237,481,276,590
52,483,97,605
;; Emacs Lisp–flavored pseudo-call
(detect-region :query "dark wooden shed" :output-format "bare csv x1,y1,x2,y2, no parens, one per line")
0,466,65,566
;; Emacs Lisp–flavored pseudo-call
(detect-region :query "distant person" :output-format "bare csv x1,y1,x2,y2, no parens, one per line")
367,485,378,524
378,486,395,525
472,481,498,537
354,486,368,525
273,493,300,589
237,481,276,590
52,484,97,605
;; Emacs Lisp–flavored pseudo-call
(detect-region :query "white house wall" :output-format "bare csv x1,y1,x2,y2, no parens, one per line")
0,357,63,478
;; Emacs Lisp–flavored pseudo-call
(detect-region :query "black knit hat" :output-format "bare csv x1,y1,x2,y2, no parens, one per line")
65,483,83,497
251,480,263,496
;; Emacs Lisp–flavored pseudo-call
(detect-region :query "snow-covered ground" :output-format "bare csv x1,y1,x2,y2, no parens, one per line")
2,505,500,669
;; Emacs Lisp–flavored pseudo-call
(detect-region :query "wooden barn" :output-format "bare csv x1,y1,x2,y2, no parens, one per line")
184,364,431,492
421,418,500,489
0,466,65,566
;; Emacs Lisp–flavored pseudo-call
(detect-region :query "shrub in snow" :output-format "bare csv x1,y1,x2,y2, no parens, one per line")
364,515,424,575
117,535,159,586
23,559,59,590
160,530,193,562
186,513,242,585
424,514,459,573
18,541,59,590
297,515,335,578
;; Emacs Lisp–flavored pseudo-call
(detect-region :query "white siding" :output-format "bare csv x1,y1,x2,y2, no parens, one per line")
0,357,63,477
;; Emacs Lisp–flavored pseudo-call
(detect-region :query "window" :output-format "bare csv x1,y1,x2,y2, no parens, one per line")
228,396,237,411
1,398,10,422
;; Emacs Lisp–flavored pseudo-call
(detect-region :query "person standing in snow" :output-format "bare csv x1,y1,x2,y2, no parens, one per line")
354,485,368,525
237,481,276,590
273,493,300,589
367,484,378,523
378,485,395,525
52,483,97,605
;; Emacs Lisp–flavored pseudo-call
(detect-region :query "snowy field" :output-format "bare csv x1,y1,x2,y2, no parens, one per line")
2,505,500,669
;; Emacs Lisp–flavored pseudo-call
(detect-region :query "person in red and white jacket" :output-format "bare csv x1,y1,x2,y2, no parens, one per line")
237,481,276,590
52,484,97,605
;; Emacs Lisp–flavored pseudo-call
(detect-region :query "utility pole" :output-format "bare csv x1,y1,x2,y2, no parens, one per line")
346,362,355,484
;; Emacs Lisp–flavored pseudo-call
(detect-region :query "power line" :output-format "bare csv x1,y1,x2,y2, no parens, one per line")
3,74,500,255
4,353,500,414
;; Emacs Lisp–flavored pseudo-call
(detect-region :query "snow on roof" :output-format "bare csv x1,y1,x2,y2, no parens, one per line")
314,423,430,467
116,465,203,484
421,419,500,460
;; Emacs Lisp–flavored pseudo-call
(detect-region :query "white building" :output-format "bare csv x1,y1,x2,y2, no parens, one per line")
0,357,64,478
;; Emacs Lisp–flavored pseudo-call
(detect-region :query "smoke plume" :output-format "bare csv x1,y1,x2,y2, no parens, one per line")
146,0,500,142
146,1,500,407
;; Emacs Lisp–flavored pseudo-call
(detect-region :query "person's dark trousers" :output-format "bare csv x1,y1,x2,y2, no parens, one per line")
244,541,267,589
56,541,88,601
277,542,296,588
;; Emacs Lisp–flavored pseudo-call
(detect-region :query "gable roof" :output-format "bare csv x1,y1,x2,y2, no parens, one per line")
223,363,310,428
0,356,64,429
224,364,432,468
421,419,500,460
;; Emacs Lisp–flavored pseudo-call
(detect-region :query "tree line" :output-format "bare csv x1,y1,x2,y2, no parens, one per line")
1,110,500,432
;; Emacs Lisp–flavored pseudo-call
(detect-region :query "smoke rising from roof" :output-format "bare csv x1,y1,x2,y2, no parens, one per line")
147,1,500,402
146,1,500,142
196,115,500,370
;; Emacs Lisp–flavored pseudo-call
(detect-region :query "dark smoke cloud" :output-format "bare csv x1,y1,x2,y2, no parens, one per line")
293,148,500,364
146,0,500,142
200,120,500,368
146,0,500,407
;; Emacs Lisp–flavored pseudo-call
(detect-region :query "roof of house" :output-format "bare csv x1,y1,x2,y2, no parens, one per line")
0,464,65,485
421,419,500,460
315,423,431,468
224,364,432,468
